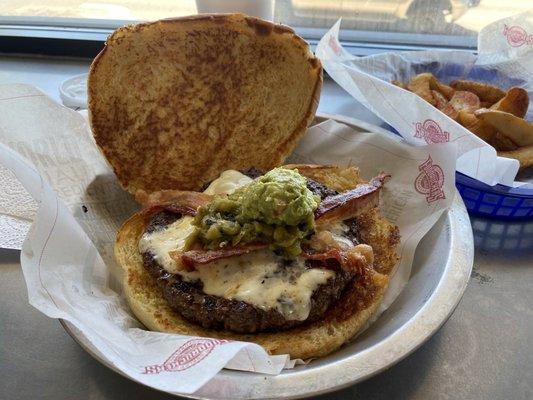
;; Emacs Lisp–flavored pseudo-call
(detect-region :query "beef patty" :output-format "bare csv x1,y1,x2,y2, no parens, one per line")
140,175,362,334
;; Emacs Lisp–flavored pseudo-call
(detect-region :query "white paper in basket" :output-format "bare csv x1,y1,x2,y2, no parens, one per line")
316,12,533,188
0,164,36,249
0,136,293,395
0,84,455,394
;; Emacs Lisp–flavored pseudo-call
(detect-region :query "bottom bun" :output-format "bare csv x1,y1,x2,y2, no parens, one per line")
115,165,399,359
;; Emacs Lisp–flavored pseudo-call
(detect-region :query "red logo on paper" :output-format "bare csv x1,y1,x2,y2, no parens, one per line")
414,119,449,144
142,339,228,374
328,35,342,56
414,156,445,204
503,25,533,47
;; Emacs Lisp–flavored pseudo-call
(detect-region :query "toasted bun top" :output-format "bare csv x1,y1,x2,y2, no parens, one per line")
115,165,400,359
88,14,322,194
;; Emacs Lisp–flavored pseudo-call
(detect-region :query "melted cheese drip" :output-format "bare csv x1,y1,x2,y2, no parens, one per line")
139,216,195,274
190,250,332,321
138,170,335,321
327,221,355,250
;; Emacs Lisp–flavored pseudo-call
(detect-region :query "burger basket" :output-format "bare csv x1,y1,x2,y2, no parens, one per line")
318,14,533,221
391,61,533,220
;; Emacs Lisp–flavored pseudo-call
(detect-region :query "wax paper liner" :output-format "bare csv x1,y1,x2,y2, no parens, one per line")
0,84,456,394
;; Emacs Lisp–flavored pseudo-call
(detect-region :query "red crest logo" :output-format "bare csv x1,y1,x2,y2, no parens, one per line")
328,35,342,56
414,119,449,144
414,156,445,204
503,25,533,47
142,339,228,374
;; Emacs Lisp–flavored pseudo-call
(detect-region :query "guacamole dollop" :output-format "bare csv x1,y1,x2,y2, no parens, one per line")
190,168,320,256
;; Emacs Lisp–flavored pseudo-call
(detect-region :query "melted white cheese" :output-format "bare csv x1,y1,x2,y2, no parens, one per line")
203,170,253,195
187,250,333,321
140,218,334,320
139,216,195,274
327,221,355,250
138,170,335,321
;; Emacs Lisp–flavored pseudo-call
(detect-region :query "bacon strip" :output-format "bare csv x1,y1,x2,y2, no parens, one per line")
161,204,197,216
171,243,269,271
302,244,374,283
135,189,213,209
315,173,389,225
302,247,345,266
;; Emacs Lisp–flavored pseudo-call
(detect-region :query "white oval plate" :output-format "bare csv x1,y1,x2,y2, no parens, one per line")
62,113,474,399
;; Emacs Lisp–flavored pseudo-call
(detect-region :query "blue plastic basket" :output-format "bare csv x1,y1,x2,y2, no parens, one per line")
455,172,533,220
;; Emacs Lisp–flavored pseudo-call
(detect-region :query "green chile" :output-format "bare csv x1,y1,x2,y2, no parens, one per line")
191,168,320,255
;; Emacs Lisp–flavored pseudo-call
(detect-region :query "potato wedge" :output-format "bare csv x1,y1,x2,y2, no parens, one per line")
470,123,497,144
449,90,480,113
391,80,407,89
498,145,533,170
475,109,533,147
450,80,505,104
433,90,459,120
407,73,436,105
432,90,448,109
457,110,478,127
440,102,458,120
429,77,455,100
456,110,496,143
492,132,519,151
490,87,529,118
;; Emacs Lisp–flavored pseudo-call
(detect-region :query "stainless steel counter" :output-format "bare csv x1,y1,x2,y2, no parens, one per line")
0,56,531,400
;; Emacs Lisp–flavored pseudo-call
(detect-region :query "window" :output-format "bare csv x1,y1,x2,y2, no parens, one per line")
0,1,531,55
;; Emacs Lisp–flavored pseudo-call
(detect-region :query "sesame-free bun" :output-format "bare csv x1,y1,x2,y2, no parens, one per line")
88,14,322,194
115,165,400,359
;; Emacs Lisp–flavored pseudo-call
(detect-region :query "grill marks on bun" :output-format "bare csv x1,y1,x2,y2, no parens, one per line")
88,14,322,193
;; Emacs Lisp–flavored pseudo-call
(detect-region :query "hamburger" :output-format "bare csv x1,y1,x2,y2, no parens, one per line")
116,165,399,359
89,14,400,359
